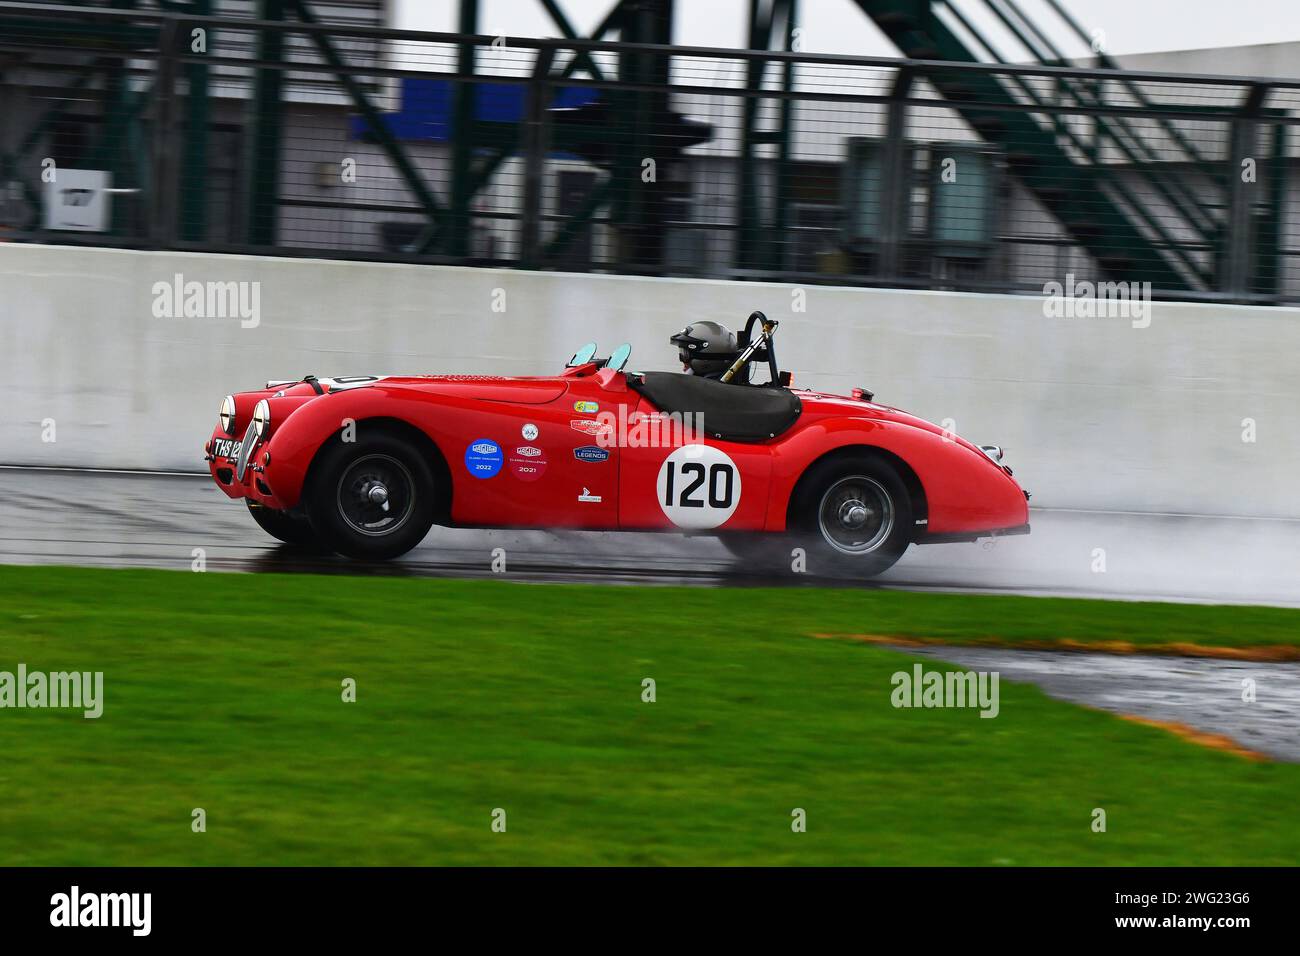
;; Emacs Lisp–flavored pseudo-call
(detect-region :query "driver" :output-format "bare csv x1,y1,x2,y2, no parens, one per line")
670,321,745,382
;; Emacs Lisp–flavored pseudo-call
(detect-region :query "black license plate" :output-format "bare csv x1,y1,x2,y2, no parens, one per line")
212,437,242,459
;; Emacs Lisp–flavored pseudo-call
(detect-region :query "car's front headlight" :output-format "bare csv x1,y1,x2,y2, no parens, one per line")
252,399,271,439
219,395,236,435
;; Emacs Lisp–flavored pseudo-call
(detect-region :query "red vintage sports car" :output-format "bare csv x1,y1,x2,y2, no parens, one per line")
204,312,1029,576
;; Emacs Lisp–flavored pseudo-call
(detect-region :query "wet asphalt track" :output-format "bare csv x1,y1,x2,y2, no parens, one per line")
2,465,1299,606
4,466,1300,760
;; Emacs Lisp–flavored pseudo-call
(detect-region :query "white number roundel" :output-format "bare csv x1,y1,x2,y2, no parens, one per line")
656,445,741,530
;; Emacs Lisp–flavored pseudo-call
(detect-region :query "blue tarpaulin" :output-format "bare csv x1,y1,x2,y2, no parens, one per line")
349,78,601,143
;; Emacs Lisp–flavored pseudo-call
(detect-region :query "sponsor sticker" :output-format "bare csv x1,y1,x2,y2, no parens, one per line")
508,445,548,481
578,487,602,503
656,444,741,529
522,423,539,440
573,400,599,414
570,419,611,437
464,438,504,479
573,445,609,463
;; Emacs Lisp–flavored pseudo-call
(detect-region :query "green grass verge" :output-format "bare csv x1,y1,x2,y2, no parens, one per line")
0,565,1298,865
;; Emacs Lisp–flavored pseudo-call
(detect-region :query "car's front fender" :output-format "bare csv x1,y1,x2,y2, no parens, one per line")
253,388,439,509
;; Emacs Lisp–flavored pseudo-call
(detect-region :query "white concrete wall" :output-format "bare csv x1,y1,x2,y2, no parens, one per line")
2,242,1297,517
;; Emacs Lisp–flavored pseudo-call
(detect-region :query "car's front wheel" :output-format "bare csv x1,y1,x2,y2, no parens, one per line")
304,433,438,560
788,453,913,578
246,500,318,547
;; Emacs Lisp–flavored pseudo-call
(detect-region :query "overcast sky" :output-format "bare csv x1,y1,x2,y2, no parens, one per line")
396,0,1300,58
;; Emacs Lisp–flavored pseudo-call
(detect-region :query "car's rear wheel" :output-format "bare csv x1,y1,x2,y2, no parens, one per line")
304,434,437,560
789,453,913,578
246,500,318,547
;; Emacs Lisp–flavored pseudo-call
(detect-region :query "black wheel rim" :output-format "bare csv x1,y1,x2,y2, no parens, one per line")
335,454,415,536
817,476,894,555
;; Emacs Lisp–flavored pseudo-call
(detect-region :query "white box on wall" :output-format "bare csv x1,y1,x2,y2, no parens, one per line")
44,169,111,232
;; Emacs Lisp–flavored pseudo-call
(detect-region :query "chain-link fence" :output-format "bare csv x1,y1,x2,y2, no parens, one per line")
3,1,1299,302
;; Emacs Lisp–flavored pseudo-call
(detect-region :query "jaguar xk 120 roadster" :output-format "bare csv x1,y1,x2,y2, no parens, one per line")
205,312,1028,576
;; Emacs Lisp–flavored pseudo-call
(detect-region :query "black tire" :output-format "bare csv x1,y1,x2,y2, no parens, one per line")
246,500,319,547
788,452,913,578
303,433,438,560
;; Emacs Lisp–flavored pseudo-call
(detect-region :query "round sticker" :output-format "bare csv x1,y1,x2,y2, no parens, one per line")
464,439,503,479
656,445,741,529
522,423,538,440
508,445,548,482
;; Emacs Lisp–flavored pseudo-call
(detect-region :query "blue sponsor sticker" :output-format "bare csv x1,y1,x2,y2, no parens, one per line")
573,445,610,463
465,438,504,479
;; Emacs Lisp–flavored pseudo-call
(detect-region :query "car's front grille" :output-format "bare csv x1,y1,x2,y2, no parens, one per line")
234,424,258,481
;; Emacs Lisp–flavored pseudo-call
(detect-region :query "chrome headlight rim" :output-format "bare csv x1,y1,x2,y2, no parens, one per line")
252,399,271,439
219,395,237,435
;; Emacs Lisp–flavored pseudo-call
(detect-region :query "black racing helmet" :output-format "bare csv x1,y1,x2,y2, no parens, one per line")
670,321,740,377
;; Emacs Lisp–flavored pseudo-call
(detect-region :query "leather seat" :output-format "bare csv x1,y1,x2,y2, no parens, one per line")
629,371,802,442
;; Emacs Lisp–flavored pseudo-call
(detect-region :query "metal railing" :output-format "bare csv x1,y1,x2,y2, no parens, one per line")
2,2,1299,302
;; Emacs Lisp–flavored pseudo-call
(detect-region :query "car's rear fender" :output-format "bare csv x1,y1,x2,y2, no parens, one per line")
769,417,1028,535
781,443,928,534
